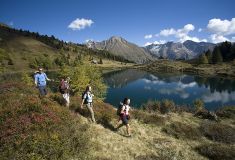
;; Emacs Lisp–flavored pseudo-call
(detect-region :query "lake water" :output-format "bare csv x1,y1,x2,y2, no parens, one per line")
103,69,235,110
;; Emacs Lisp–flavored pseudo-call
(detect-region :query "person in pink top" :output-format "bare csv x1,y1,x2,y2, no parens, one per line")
115,98,131,137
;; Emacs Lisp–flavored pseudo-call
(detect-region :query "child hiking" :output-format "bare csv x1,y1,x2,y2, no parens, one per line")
59,77,70,107
81,85,96,123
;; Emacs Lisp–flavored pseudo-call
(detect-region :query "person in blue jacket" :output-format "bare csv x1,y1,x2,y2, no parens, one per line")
34,67,52,97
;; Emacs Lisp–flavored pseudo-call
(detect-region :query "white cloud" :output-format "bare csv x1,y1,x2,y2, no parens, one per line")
68,18,94,30
153,40,166,44
207,18,235,35
159,28,176,36
207,18,235,43
160,24,194,37
144,34,153,39
179,35,207,42
210,34,229,43
183,24,195,32
158,24,206,42
144,40,166,46
198,28,202,32
144,42,153,46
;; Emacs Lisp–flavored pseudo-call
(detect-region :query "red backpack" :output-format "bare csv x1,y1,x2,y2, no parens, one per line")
59,79,66,93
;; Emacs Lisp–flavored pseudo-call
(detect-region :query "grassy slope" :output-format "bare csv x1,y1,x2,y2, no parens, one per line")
5,36,59,71
0,79,234,160
0,27,63,71
71,95,234,160
0,26,135,72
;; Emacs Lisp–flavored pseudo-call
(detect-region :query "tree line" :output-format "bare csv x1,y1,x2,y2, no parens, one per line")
198,41,235,64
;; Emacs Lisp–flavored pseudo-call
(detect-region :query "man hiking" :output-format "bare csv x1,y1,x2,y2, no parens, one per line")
59,77,70,107
116,98,131,137
81,85,96,123
34,67,52,97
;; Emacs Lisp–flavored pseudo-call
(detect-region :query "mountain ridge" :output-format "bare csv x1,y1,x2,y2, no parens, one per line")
86,36,155,64
145,40,216,60
86,36,217,61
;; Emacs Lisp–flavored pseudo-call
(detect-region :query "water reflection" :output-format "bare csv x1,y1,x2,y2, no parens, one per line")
104,69,235,110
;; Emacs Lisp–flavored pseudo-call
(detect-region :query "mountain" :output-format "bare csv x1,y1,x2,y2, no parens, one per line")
145,40,216,60
86,36,155,64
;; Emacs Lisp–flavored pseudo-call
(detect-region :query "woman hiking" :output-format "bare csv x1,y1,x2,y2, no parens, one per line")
116,98,131,137
80,85,96,123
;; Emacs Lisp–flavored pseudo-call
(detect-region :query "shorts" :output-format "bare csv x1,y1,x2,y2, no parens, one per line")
121,115,129,125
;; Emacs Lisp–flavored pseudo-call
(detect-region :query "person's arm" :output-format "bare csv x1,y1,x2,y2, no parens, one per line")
44,73,51,81
80,99,84,109
34,75,38,86
120,105,125,114
80,93,87,109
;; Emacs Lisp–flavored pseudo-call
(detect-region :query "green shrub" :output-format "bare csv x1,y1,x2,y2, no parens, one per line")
141,99,175,114
142,100,161,113
162,121,202,140
60,63,107,99
193,99,204,112
21,72,34,86
216,106,235,119
29,56,54,69
195,143,235,160
161,99,175,114
50,93,66,106
0,82,92,160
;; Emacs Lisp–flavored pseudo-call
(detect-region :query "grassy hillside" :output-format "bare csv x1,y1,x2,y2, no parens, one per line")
0,75,234,160
0,24,134,72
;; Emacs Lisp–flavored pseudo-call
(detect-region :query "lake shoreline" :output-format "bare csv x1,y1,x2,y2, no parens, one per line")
134,60,235,80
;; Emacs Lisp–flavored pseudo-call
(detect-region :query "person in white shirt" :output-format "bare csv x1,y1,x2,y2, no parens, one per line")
116,98,131,137
81,86,96,123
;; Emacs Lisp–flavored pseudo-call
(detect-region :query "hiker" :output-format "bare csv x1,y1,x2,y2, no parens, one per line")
116,98,131,137
59,77,70,107
34,67,52,97
81,85,96,123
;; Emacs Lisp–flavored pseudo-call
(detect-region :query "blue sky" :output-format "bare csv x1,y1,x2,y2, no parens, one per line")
1,0,235,46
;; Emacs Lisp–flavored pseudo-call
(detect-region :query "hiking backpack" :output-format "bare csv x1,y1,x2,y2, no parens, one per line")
82,91,89,104
117,103,124,116
59,80,66,94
